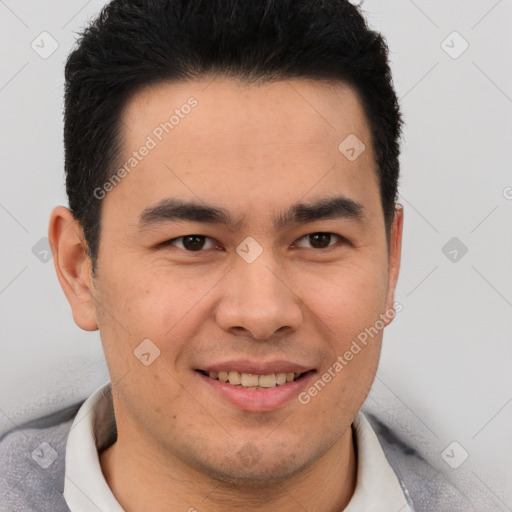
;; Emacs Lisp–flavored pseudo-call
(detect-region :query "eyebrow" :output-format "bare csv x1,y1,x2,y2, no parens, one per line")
138,195,364,231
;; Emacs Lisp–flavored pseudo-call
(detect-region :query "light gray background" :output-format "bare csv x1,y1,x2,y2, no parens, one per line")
1,0,511,508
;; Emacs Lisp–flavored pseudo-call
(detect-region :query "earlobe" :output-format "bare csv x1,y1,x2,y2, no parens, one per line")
384,204,404,323
48,206,99,331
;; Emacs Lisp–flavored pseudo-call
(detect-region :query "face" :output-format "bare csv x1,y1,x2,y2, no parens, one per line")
63,77,402,485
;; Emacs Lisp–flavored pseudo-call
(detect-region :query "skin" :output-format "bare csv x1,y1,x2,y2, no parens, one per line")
49,77,403,512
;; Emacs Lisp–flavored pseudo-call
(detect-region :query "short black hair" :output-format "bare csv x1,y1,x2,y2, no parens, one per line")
64,0,403,274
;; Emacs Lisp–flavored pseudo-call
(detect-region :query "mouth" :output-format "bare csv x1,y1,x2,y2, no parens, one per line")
194,360,316,411
196,369,309,389
194,363,315,412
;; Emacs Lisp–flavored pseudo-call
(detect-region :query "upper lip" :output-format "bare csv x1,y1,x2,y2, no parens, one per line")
198,360,314,375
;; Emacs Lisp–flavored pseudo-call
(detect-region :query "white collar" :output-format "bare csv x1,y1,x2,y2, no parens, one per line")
63,381,414,511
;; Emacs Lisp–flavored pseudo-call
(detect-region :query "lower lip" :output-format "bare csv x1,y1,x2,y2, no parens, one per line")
196,371,315,412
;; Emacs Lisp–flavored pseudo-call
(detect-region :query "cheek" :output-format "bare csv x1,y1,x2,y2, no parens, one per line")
95,263,220,354
304,259,389,332
299,259,387,397
98,265,178,323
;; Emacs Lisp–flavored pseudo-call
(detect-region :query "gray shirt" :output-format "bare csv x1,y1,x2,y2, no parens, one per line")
0,382,473,512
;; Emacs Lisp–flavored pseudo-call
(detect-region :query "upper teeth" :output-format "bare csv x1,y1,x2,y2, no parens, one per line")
208,371,299,388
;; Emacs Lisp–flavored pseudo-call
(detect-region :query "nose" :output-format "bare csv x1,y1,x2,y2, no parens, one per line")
214,251,304,340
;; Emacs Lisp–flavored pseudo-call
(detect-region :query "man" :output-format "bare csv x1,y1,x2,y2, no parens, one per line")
0,1,473,511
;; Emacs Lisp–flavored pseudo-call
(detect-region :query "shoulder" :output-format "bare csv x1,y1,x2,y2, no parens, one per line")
365,412,475,512
0,402,82,512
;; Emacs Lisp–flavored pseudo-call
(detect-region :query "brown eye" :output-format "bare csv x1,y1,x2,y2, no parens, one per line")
182,235,206,251
294,232,342,249
164,235,217,252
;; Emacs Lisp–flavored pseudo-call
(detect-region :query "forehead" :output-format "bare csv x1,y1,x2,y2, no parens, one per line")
121,77,372,155
109,77,380,229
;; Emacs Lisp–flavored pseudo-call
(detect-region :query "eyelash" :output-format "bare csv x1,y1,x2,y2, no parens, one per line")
160,233,345,252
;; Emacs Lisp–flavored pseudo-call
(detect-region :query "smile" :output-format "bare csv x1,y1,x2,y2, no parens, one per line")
195,366,315,412
197,370,307,389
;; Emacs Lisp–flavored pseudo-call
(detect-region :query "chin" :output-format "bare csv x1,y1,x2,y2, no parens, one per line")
192,451,311,488
205,464,305,488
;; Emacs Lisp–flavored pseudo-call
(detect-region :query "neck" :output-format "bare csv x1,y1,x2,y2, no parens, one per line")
99,424,357,512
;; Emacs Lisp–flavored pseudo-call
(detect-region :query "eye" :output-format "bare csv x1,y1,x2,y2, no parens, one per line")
160,232,345,253
162,235,219,252
293,232,344,250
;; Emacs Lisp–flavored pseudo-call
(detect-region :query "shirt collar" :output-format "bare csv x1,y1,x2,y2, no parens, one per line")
64,382,122,512
64,381,414,512
344,411,414,511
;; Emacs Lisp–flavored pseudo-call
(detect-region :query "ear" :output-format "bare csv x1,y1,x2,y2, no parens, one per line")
48,206,98,331
384,204,404,325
